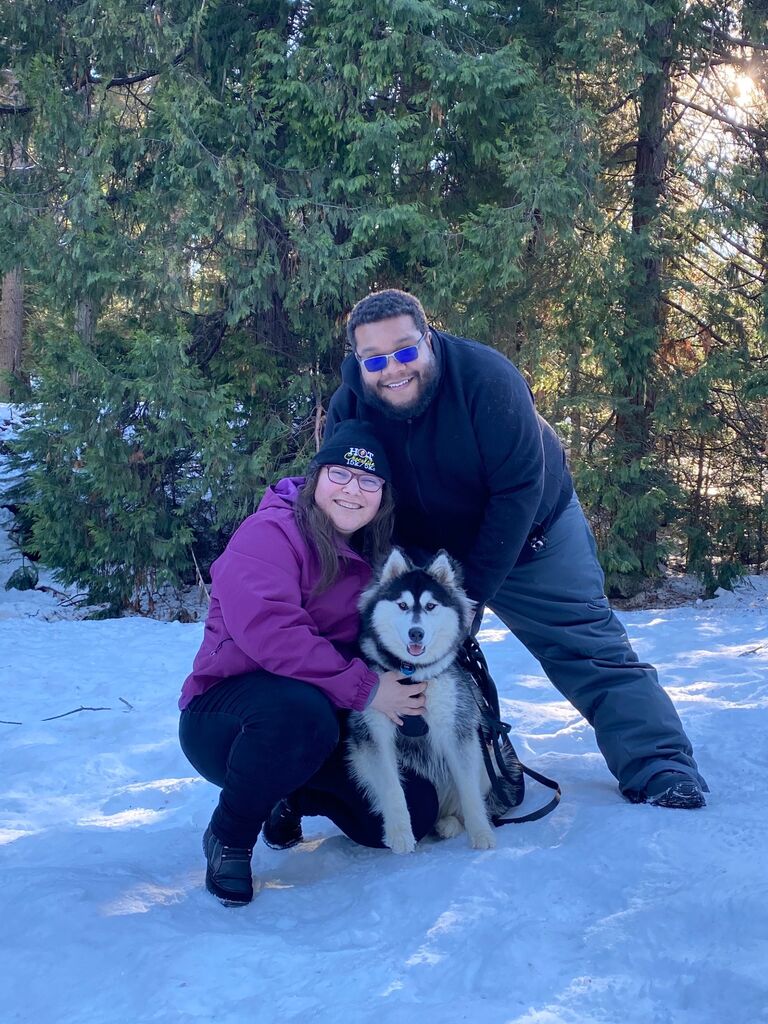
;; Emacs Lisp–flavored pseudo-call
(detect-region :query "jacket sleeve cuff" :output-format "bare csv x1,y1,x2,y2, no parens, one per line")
363,679,380,708
352,667,380,711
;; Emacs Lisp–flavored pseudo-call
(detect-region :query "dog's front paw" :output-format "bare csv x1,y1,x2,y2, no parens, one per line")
384,825,417,854
435,815,463,839
468,828,496,850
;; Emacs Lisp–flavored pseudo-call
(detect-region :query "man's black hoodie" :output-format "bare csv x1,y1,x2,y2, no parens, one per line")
326,327,573,605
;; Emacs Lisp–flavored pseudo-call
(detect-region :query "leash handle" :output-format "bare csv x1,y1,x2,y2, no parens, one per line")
478,712,562,825
460,637,562,826
492,763,561,825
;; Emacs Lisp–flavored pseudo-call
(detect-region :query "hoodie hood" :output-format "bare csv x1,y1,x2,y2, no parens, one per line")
257,476,305,514
254,475,365,560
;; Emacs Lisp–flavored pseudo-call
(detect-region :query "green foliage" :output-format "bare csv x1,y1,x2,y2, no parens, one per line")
683,492,759,599
1,0,767,608
575,455,673,596
8,327,212,606
5,563,38,591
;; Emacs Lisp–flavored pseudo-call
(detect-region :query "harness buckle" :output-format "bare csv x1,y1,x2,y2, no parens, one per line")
528,527,547,553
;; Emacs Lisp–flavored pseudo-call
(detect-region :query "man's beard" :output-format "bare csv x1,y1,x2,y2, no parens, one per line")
361,364,440,421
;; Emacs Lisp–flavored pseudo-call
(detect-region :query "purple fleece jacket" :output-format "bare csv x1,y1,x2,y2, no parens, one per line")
179,477,380,712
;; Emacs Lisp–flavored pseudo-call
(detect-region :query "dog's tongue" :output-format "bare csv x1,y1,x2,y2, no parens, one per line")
407,643,425,658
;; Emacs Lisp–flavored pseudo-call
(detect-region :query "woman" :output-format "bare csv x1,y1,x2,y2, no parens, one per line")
179,420,436,906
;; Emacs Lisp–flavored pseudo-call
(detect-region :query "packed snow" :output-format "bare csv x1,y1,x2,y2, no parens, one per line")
1,408,767,1023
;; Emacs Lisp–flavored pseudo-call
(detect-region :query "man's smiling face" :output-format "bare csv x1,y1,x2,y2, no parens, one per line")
353,315,439,420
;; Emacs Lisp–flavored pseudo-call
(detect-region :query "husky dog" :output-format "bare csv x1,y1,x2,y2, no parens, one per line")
347,548,496,854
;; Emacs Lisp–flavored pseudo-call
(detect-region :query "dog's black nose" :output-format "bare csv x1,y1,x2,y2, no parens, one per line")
408,627,425,643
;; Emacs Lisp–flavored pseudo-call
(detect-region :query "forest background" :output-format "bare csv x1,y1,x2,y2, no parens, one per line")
1,0,767,613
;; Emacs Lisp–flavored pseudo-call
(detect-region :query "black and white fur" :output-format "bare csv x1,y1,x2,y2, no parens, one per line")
347,548,496,854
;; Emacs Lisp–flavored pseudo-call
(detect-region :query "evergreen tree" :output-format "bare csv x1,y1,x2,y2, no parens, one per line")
1,0,766,607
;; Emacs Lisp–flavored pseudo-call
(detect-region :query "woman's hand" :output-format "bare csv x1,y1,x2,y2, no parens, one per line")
371,670,428,726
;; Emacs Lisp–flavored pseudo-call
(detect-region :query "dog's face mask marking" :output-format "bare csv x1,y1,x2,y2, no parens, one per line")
368,571,468,665
372,586,453,659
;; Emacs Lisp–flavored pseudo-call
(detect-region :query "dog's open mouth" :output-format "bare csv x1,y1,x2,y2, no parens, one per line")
407,642,426,658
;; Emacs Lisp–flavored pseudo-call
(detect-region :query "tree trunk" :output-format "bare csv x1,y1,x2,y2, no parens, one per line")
71,298,95,388
0,266,24,398
613,7,676,580
566,335,582,463
75,298,95,347
0,73,26,400
618,12,673,442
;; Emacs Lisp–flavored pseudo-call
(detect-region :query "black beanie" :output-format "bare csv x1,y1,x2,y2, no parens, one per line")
311,420,391,482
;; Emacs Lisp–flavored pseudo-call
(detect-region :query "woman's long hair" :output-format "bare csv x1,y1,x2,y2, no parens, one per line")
295,466,395,591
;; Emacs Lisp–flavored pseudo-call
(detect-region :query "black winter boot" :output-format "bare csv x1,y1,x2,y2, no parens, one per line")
262,799,304,850
202,825,254,905
645,772,707,809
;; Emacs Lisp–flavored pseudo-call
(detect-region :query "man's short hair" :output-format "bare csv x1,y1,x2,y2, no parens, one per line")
346,289,429,349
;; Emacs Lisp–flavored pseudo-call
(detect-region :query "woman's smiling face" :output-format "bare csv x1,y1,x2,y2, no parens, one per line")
313,465,384,536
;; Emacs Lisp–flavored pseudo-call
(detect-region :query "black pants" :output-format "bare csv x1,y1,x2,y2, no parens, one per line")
179,671,439,849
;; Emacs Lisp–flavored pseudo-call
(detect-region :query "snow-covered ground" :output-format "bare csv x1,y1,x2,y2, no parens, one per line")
2,407,767,1023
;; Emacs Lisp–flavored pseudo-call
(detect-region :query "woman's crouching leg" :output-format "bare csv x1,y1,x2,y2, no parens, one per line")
179,671,340,848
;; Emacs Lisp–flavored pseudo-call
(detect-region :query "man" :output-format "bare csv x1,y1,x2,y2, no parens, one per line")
325,288,707,808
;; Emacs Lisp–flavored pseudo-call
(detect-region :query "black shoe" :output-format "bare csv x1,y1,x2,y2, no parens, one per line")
262,799,304,850
645,772,707,809
202,825,254,905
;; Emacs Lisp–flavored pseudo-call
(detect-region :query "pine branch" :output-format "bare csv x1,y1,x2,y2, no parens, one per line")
672,95,767,139
662,296,732,348
102,69,166,88
35,584,72,599
712,30,768,54
42,706,112,721
0,48,190,117
101,47,191,89
0,103,33,116
189,547,210,604
690,227,768,274
739,643,767,656
677,252,754,294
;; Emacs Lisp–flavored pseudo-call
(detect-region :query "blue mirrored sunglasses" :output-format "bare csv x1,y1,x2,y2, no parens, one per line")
355,331,427,373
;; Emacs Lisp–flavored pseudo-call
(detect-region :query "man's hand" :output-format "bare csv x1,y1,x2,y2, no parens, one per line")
371,670,428,726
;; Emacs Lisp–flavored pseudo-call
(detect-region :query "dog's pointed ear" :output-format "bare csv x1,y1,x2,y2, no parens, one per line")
378,547,412,584
426,550,458,588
